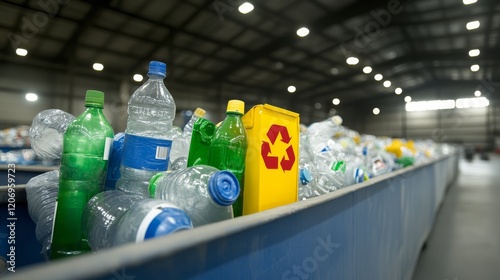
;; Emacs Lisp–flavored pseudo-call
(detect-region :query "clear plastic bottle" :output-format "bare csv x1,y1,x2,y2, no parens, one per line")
83,191,192,251
306,115,344,155
29,109,75,161
169,126,188,167
183,108,206,137
117,61,176,197
149,165,240,227
50,90,114,260
105,133,125,191
25,170,59,259
170,156,187,171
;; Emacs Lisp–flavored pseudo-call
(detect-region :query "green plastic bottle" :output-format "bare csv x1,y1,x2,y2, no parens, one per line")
50,90,114,260
207,100,247,217
187,118,216,167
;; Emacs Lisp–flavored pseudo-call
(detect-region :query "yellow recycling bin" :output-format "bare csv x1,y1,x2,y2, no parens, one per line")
242,104,299,215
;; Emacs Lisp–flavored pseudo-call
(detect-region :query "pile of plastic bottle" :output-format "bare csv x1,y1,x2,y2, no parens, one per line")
298,115,456,200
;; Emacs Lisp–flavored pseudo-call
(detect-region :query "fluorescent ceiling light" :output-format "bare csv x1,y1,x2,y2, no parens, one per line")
405,96,412,103
383,80,392,88
463,0,478,5
405,100,455,112
16,48,28,56
373,108,380,115
238,2,254,14
288,85,296,93
456,97,489,108
474,90,481,97
93,63,104,71
374,74,383,81
25,93,38,102
332,98,340,105
297,27,310,37
470,64,480,72
133,74,143,82
395,87,403,95
363,66,372,74
466,21,480,30
346,57,359,65
469,49,480,57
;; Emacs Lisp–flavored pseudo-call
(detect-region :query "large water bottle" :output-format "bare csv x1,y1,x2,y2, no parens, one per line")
25,170,59,259
149,165,240,227
206,100,247,217
50,90,114,260
117,61,176,197
83,191,192,251
105,132,125,191
29,109,75,161
306,115,343,155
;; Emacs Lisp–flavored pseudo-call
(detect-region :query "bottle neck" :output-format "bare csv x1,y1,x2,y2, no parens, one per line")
85,103,103,109
148,74,166,81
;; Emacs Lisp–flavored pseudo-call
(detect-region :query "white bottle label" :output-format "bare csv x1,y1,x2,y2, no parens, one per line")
103,137,113,160
135,202,179,243
155,146,169,160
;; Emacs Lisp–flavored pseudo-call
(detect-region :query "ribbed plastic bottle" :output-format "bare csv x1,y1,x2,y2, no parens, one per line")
83,191,192,251
25,170,59,259
206,100,247,217
29,109,75,161
116,61,176,197
50,90,114,260
169,108,206,166
149,165,240,227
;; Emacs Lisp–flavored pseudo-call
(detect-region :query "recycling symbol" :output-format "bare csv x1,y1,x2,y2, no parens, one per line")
261,124,295,171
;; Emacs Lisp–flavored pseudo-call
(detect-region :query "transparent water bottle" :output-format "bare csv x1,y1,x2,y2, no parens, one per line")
170,156,187,171
306,115,343,155
29,109,75,161
149,165,240,227
83,191,192,251
105,133,125,191
169,126,188,167
51,90,114,260
117,61,176,197
25,170,59,259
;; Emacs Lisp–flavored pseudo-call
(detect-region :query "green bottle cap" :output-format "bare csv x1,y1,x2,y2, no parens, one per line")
85,90,105,107
148,172,164,198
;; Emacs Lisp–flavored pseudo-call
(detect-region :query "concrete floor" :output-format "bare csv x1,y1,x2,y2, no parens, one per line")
412,154,500,280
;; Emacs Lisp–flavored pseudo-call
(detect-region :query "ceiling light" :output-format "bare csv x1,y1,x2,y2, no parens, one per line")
373,108,380,115
363,66,372,74
238,2,254,14
466,21,480,30
406,100,456,112
395,87,403,95
16,48,28,56
314,103,322,109
297,27,310,37
405,96,412,103
330,68,339,75
471,64,480,72
456,97,489,108
93,63,104,71
25,93,38,102
463,0,477,5
469,49,480,57
474,90,482,97
383,80,392,88
374,74,383,81
288,85,296,93
346,57,359,65
332,98,340,105
133,74,143,82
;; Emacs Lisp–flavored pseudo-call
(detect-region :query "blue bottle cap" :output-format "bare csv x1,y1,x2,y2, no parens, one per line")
144,207,193,240
148,61,167,77
299,169,312,185
354,168,365,183
208,171,240,206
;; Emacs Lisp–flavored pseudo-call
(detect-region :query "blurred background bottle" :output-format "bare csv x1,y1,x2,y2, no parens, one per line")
117,61,176,197
206,100,247,217
149,165,240,227
50,90,114,260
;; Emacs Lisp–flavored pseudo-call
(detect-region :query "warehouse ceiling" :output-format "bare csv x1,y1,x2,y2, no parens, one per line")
0,0,499,106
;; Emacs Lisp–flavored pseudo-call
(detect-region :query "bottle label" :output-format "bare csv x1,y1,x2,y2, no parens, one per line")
135,202,179,243
103,137,113,160
122,134,172,171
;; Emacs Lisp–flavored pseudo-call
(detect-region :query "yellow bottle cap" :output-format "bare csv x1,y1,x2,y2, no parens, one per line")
226,100,245,114
194,108,206,117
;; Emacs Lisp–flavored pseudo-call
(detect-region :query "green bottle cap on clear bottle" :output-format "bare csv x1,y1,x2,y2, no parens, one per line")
85,90,105,108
